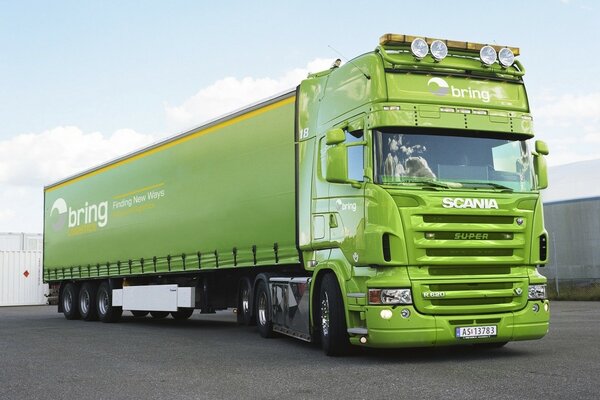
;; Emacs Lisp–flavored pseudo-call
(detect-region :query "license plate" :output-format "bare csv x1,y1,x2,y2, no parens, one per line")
455,325,497,339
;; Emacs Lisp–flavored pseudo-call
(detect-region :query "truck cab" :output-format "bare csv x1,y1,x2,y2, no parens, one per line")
297,34,550,353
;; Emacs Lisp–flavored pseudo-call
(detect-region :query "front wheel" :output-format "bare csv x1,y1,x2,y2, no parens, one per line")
318,273,350,356
96,281,122,323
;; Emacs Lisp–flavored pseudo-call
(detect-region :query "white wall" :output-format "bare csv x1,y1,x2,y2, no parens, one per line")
0,232,43,251
0,251,48,306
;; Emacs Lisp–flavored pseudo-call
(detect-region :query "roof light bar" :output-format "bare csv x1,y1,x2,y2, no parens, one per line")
379,33,520,57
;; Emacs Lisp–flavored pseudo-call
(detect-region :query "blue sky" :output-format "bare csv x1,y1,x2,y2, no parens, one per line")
0,0,599,232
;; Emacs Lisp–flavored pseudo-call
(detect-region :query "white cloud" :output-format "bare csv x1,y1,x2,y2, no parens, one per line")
0,126,156,232
165,58,334,132
0,126,156,187
532,91,600,166
535,92,600,123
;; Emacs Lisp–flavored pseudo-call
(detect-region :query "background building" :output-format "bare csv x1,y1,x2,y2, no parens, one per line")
542,159,600,299
0,232,47,306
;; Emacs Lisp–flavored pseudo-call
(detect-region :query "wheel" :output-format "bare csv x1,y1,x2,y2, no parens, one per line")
171,308,194,320
131,310,149,317
62,282,81,320
237,278,255,325
79,282,98,321
255,280,274,338
150,311,169,319
318,273,350,356
96,281,122,323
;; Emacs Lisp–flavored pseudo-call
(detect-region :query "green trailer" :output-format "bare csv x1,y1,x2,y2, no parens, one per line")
44,33,550,355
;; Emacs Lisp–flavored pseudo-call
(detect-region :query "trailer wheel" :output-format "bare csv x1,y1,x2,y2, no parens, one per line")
96,281,122,323
131,311,149,318
318,273,350,356
237,278,255,326
171,308,194,320
255,280,274,338
62,282,81,320
150,311,169,319
79,282,99,321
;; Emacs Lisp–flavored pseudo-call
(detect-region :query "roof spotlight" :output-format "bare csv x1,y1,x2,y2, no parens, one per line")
480,45,497,66
410,38,429,59
498,47,515,67
430,40,448,61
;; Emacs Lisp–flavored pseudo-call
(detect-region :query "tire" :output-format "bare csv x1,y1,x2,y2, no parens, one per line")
171,308,194,320
79,282,99,321
255,279,274,338
318,273,350,356
237,278,255,326
96,281,122,323
131,310,149,318
150,311,169,319
62,282,81,320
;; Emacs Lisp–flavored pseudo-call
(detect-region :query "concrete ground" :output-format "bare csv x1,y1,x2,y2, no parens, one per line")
0,301,598,399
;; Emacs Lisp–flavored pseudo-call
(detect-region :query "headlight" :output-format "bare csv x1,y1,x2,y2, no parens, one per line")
498,47,515,67
528,284,547,300
430,40,448,61
480,45,497,66
369,288,413,305
410,38,429,59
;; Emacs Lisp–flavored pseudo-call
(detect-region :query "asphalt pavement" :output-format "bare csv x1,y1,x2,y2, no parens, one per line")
0,301,598,399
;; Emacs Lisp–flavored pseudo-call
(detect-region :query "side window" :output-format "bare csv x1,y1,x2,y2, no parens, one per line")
346,130,364,181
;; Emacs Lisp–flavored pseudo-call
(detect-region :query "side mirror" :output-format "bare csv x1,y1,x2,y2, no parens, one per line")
326,128,345,145
535,140,549,156
326,146,348,183
533,141,549,190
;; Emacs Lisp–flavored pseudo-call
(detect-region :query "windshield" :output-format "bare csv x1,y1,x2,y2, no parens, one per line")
373,129,534,191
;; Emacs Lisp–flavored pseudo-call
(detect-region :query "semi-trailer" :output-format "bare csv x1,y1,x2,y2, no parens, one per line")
44,34,550,355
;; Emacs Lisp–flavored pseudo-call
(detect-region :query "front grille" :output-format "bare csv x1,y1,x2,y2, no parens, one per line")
410,212,527,265
413,277,527,315
396,195,535,315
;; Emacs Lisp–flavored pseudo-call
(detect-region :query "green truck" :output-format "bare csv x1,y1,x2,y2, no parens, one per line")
44,33,550,355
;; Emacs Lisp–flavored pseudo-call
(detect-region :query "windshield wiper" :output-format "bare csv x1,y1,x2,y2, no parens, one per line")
391,178,461,189
463,182,514,192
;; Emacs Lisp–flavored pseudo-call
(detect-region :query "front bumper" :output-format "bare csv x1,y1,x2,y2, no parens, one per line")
349,300,549,348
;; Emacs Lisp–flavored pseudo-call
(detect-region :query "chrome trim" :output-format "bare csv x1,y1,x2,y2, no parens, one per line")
347,327,368,335
347,292,366,298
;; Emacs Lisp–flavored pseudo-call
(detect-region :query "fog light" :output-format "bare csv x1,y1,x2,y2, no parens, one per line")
401,308,411,318
380,309,393,320
532,303,540,313
360,336,368,344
